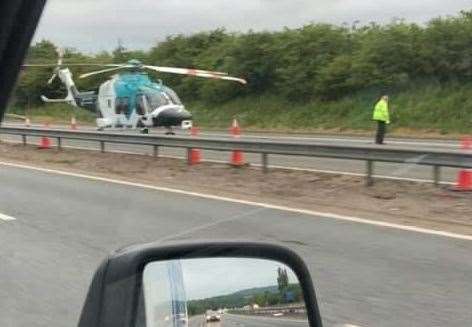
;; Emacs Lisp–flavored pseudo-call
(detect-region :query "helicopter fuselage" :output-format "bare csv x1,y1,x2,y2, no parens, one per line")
34,57,245,132
94,72,192,130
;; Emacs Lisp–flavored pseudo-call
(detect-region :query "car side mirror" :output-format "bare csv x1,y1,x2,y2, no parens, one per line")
77,241,323,327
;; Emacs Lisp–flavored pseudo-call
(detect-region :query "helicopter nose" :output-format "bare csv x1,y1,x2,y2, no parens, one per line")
153,107,192,127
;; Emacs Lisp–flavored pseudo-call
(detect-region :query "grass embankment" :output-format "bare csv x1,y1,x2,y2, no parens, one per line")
190,82,472,137
6,82,472,137
6,103,95,125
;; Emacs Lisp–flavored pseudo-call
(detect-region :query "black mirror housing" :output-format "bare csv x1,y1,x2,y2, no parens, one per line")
78,241,322,327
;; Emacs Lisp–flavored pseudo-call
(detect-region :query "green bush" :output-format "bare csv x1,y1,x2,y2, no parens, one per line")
12,10,472,134
189,81,472,134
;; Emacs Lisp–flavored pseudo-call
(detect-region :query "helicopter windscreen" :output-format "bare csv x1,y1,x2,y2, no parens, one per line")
146,91,170,109
163,87,182,105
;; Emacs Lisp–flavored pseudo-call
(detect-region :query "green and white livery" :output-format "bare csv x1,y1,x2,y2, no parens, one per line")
25,50,246,134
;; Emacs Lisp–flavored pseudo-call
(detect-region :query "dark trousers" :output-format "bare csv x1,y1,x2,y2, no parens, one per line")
375,120,386,144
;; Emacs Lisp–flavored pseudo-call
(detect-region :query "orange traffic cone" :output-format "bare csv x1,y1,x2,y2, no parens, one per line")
454,170,472,191
190,126,199,137
231,150,245,166
38,123,51,149
188,126,201,165
230,119,245,166
71,116,77,130
452,136,472,191
189,149,201,165
461,136,472,150
230,118,241,137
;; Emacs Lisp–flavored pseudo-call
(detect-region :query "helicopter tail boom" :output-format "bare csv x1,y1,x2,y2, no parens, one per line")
40,67,80,106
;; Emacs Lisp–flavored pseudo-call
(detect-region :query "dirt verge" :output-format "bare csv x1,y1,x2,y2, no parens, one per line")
1,142,471,235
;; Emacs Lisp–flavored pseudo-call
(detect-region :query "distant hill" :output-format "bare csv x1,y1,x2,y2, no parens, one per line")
229,285,279,298
187,283,302,316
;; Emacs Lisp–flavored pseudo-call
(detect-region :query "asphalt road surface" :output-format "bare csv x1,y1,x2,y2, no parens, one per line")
217,314,308,327
0,123,465,183
172,313,308,327
1,164,472,327
188,313,308,327
188,315,206,327
3,122,463,149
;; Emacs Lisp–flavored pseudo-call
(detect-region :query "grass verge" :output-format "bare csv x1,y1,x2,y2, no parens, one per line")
6,81,472,138
7,103,95,125
189,82,472,137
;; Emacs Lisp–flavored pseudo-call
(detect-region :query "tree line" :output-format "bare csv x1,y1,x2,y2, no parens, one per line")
187,283,303,316
13,10,472,108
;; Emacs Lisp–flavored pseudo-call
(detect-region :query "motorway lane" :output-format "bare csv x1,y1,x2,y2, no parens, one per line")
0,132,462,183
0,165,472,326
221,313,308,327
188,315,205,327
189,313,308,327
2,122,463,149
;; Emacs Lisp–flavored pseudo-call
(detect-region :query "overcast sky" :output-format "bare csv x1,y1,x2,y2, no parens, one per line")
33,0,471,53
144,258,298,300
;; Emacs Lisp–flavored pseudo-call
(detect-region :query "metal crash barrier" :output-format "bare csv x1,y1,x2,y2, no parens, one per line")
1,126,471,186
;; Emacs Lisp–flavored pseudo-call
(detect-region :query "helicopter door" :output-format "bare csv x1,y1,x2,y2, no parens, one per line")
136,94,150,116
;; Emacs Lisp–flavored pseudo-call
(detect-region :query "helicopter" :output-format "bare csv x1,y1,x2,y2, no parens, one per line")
24,49,247,134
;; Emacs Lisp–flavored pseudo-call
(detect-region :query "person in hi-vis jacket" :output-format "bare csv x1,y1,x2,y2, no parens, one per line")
372,95,390,144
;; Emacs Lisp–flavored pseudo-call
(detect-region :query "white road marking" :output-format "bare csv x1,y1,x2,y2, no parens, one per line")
0,161,470,241
263,164,455,185
200,132,459,148
156,207,267,243
2,122,459,147
0,212,16,221
0,138,456,185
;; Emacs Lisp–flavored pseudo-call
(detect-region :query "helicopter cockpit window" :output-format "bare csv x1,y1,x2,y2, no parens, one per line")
115,97,130,115
163,87,182,105
147,92,169,108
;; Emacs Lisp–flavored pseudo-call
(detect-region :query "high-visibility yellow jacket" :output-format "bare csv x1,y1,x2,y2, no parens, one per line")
373,99,390,124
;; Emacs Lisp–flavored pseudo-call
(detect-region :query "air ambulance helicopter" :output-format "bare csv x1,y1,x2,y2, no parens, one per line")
24,49,246,134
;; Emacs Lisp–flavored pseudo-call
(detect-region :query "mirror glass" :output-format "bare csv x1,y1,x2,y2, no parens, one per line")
141,257,308,327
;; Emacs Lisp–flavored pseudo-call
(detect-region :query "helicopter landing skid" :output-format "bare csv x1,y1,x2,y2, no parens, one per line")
165,127,175,135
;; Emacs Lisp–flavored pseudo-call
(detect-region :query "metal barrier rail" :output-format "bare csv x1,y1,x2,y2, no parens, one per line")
232,304,306,313
1,126,471,186
229,304,307,317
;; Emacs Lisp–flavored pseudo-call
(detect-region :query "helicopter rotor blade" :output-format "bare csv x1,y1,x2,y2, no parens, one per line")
188,72,247,84
22,63,123,67
79,65,131,79
57,48,64,66
23,64,60,67
144,66,227,76
143,66,246,84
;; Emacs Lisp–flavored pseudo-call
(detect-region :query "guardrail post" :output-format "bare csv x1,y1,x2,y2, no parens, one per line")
433,165,441,186
153,145,159,157
22,135,26,146
57,137,62,150
366,160,374,186
262,153,268,173
100,141,105,153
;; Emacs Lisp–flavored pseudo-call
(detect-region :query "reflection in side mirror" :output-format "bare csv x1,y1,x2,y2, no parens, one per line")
77,242,322,327
142,258,308,327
